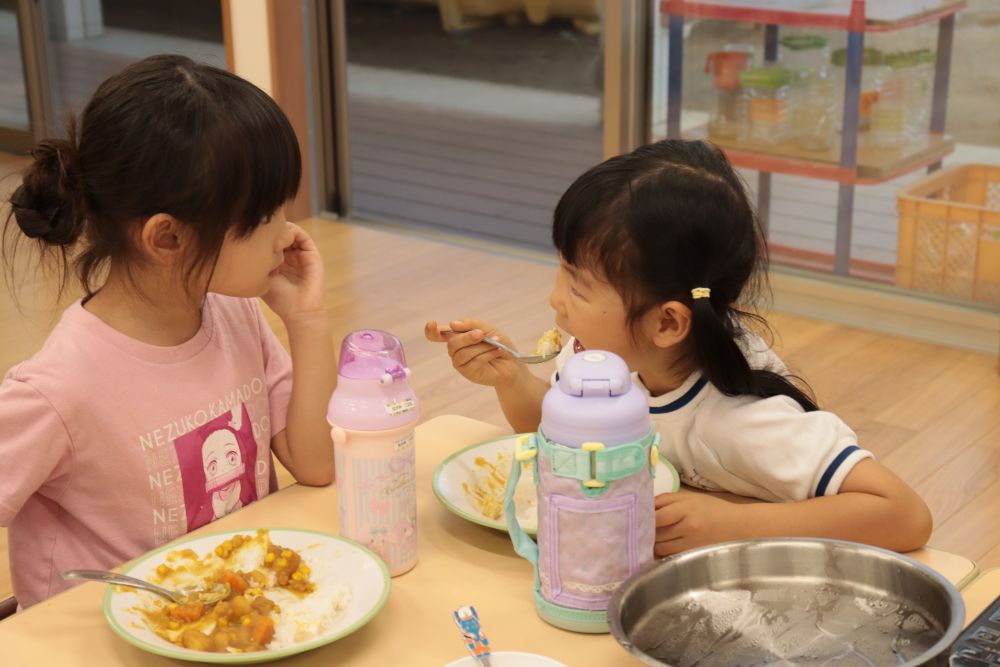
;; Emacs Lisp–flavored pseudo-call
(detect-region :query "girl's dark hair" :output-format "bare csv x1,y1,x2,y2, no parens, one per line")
4,54,301,297
552,139,818,411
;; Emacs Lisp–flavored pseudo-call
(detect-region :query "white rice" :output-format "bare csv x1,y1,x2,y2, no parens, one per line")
268,571,351,649
148,535,352,651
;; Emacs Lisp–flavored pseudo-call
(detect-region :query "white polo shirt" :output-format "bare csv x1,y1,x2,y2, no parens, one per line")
552,337,872,502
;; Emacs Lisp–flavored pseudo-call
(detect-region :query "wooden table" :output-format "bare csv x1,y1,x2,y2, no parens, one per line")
0,415,982,665
962,568,1000,626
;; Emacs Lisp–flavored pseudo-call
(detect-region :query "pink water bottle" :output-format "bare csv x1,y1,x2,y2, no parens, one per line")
328,330,419,575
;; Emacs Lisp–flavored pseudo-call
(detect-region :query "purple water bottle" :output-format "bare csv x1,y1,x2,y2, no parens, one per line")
328,330,419,575
504,350,672,633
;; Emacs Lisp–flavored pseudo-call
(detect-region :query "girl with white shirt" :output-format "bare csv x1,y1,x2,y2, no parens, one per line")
426,139,931,557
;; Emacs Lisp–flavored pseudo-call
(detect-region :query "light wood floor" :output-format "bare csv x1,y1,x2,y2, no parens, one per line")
1,160,998,604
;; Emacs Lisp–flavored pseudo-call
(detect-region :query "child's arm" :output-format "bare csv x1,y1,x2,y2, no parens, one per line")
653,459,932,556
496,368,548,433
0,378,74,528
425,318,548,433
263,223,335,486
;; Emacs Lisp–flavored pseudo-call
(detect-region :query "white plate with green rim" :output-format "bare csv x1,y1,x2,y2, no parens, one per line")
443,652,568,666
102,527,390,664
432,435,681,536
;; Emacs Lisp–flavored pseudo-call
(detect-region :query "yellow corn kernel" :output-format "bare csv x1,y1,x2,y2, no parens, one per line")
291,572,303,581
247,588,262,597
275,558,287,569
223,540,233,551
167,603,178,612
168,621,180,630
156,564,168,576
215,546,224,557
300,565,311,576
242,616,251,626
264,553,276,564
217,618,229,627
280,549,292,559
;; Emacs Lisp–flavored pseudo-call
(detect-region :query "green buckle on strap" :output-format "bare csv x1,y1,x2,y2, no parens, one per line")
539,429,657,485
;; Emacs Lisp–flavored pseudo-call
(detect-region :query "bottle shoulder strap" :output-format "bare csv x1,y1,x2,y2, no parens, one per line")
504,433,539,567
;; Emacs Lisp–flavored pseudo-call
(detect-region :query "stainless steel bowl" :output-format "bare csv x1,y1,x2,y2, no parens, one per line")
608,538,965,667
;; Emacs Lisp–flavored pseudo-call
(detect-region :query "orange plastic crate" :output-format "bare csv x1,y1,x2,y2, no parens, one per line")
896,164,1000,304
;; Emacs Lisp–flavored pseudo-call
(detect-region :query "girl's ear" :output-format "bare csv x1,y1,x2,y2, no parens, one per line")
139,213,187,264
646,300,693,349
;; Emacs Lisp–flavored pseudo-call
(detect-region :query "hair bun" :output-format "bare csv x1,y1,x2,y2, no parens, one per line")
10,135,85,247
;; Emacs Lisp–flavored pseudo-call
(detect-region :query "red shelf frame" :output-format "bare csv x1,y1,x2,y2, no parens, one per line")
719,148,855,184
716,145,954,185
659,0,964,277
660,0,966,33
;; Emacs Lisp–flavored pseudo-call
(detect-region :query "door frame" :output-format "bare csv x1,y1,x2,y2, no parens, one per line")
307,0,350,217
1,0,53,152
603,0,651,159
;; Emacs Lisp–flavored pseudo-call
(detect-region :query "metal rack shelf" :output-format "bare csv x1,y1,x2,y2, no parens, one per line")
660,0,966,32
661,0,964,275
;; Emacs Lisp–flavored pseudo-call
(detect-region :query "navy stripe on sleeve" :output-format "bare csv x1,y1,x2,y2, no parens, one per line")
815,445,861,497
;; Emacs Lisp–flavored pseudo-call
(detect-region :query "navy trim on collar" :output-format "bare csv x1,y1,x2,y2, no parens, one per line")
815,445,860,496
649,376,709,414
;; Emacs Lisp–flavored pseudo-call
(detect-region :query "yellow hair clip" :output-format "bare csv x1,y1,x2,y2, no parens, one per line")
691,287,711,300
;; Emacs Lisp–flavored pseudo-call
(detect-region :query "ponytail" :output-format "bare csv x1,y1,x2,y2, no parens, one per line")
689,297,818,412
4,118,87,296
10,121,86,247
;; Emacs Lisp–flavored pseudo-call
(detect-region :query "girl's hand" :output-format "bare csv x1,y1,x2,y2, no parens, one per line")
424,318,525,388
262,222,326,325
653,490,748,557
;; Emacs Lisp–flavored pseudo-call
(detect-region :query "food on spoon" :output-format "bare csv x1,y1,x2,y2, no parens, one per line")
134,530,350,652
534,328,563,356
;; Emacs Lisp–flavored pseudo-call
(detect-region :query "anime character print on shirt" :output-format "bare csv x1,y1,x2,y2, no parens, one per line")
174,403,259,530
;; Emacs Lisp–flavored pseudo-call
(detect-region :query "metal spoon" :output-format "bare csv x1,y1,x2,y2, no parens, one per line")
441,330,560,364
63,569,230,605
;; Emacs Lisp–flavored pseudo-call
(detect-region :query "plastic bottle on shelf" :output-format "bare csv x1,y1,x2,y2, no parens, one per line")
909,48,936,141
779,35,835,152
831,46,888,134
779,34,830,75
739,65,791,145
704,50,751,141
796,77,836,152
871,50,934,148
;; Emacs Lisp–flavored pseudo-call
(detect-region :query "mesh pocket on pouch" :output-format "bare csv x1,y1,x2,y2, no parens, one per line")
546,492,638,610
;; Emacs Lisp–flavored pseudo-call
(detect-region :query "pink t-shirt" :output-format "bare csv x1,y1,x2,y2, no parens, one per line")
0,294,293,609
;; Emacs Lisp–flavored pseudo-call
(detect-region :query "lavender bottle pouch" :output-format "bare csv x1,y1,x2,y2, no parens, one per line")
538,443,655,609
504,351,662,625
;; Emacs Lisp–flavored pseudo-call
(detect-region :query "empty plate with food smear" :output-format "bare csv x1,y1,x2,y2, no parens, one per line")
433,436,680,535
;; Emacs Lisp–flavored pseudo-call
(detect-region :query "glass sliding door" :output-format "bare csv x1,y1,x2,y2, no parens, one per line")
40,0,225,130
2,1,227,151
326,0,647,251
0,0,41,151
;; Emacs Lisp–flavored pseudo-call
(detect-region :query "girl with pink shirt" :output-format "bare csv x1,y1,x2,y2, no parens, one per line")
0,55,335,610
